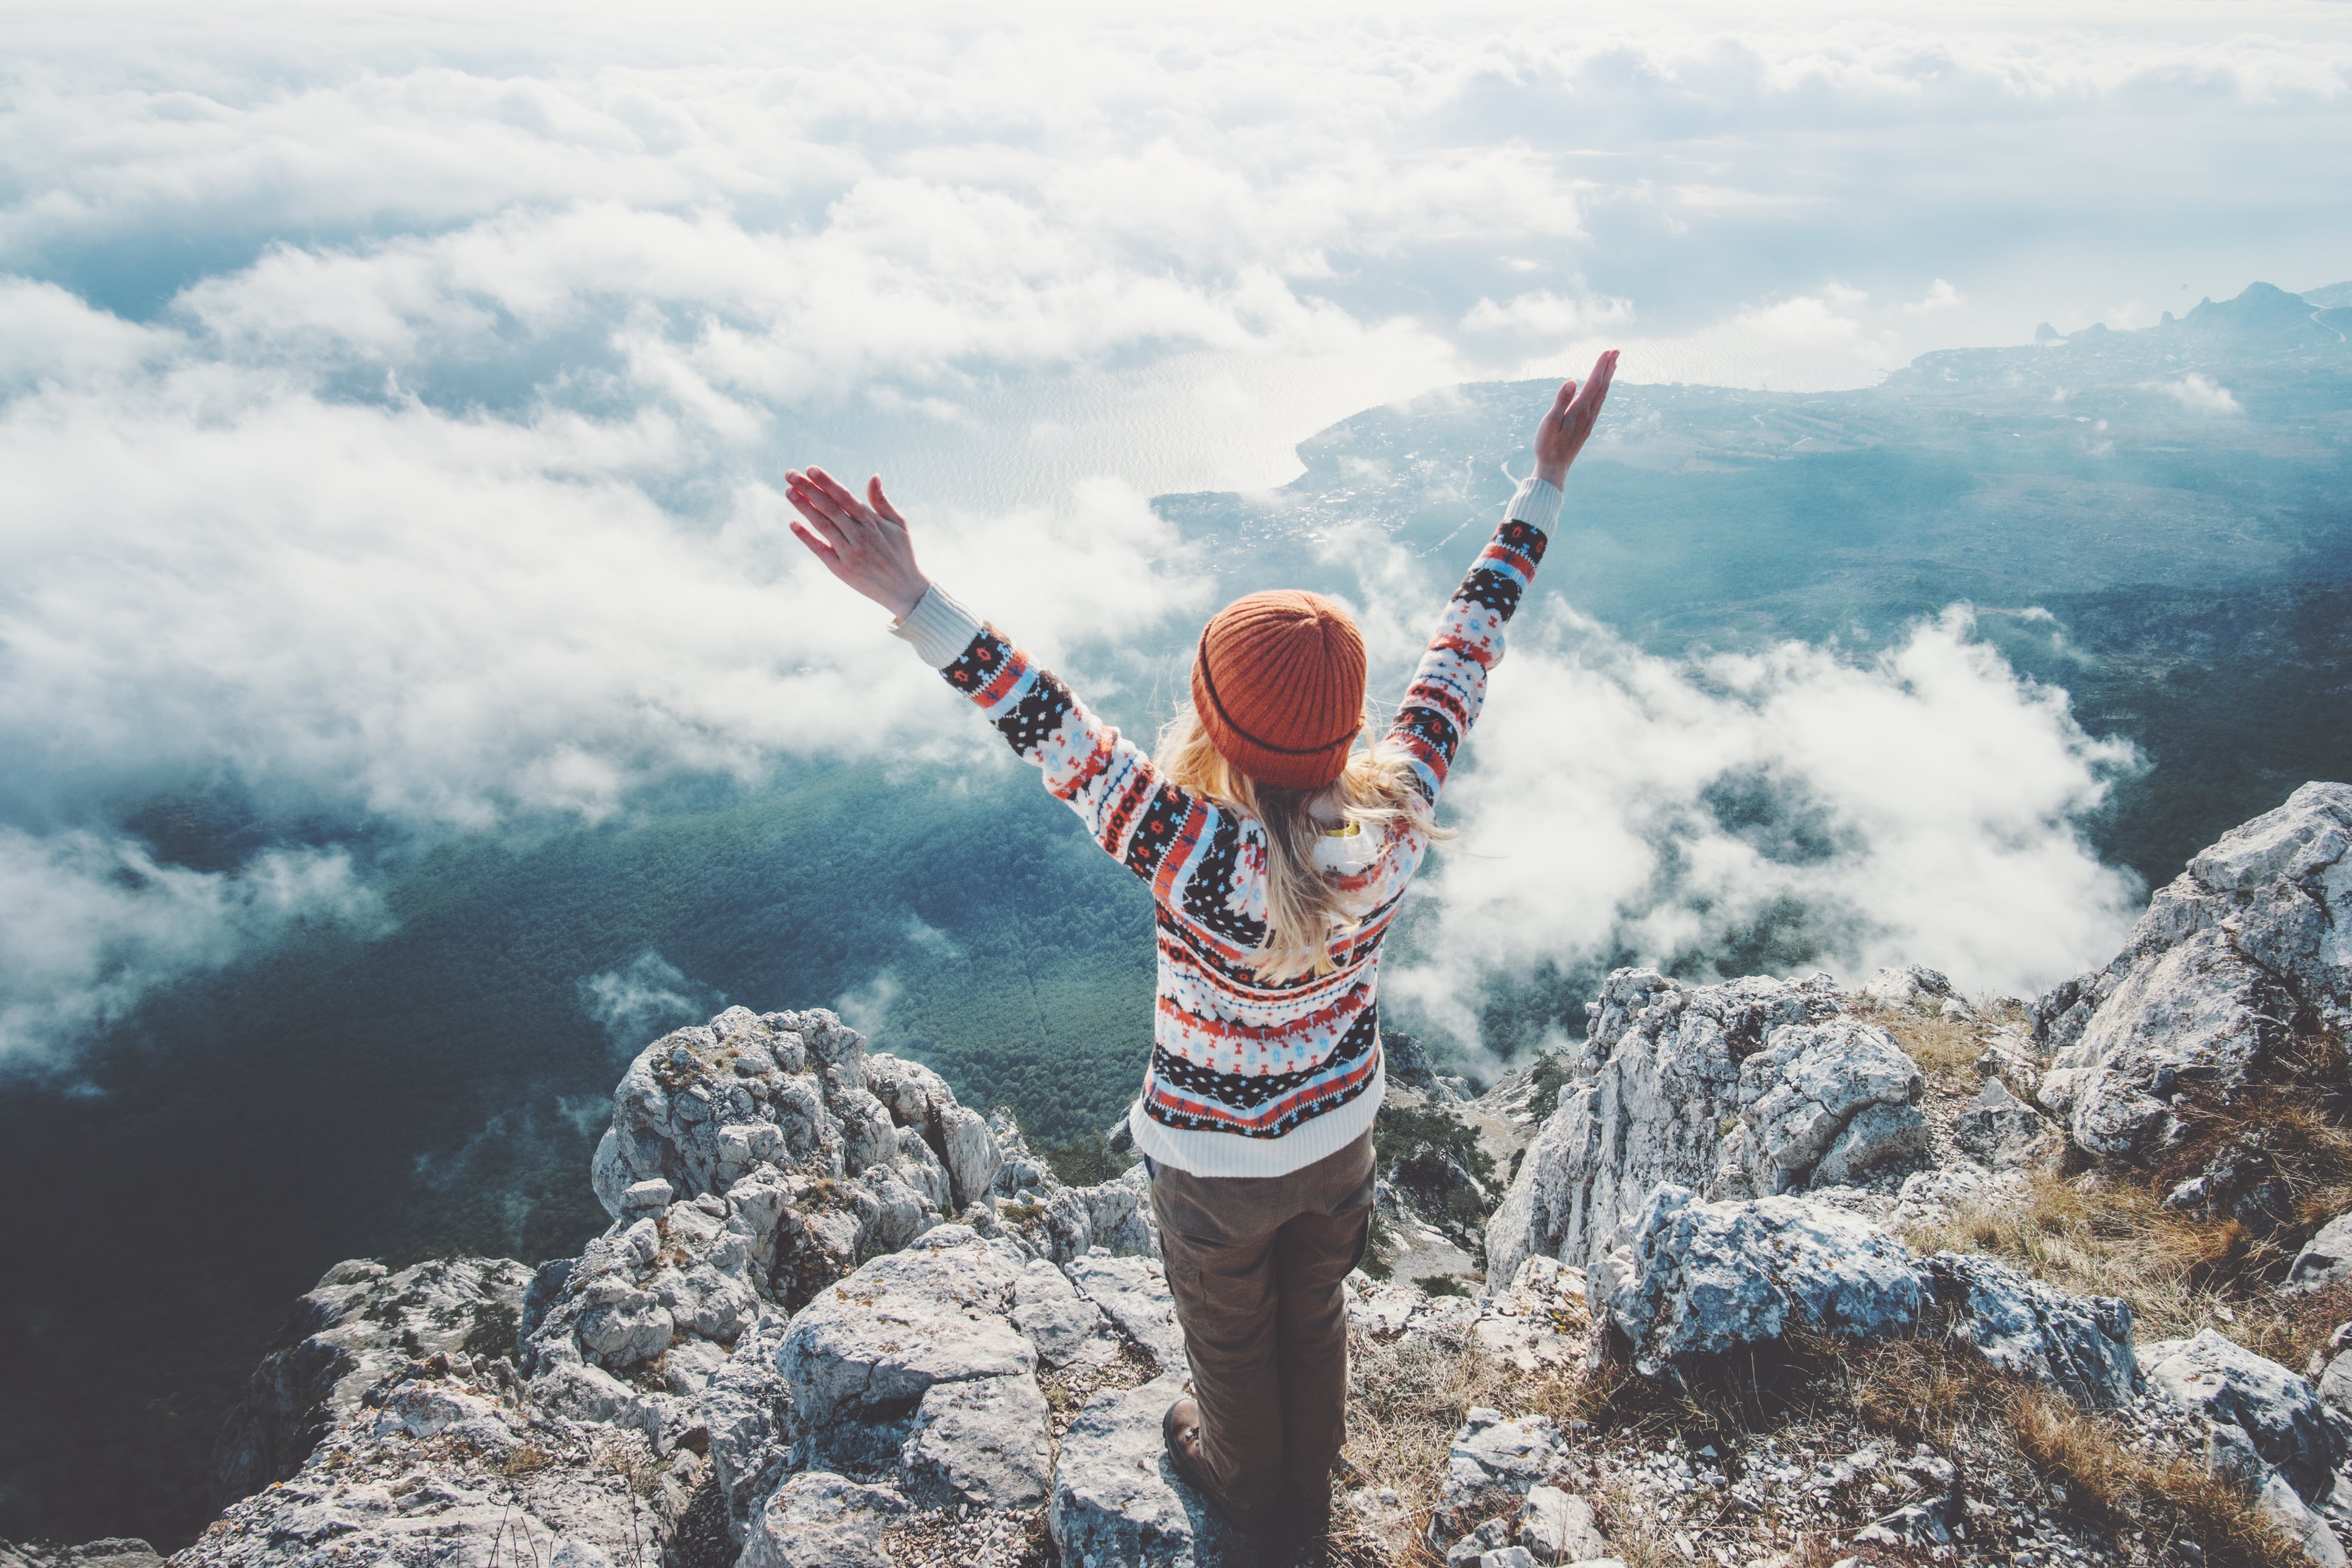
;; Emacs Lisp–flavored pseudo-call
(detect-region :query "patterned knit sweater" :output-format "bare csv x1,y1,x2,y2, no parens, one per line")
890,475,1563,1178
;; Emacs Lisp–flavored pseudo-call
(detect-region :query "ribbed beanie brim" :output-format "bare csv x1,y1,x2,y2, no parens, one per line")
1190,590,1366,789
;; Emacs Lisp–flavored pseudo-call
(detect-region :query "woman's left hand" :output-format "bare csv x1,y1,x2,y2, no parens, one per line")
784,466,931,619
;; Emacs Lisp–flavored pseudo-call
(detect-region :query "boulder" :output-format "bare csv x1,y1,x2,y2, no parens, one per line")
188,1000,1138,1568
740,1470,907,1568
696,1310,795,1545
0,1543,164,1568
179,1355,706,1568
2141,1328,2352,1502
900,1372,1053,1509
1811,1101,1932,1187
1862,965,1955,1009
777,1227,1033,1459
2036,783,2352,1156
1923,1252,2140,1409
1426,1407,1570,1552
1065,1250,1188,1372
2291,1213,2352,1294
1048,1373,1247,1568
2261,1472,2351,1567
1956,1077,2052,1168
1726,1017,1924,1195
1604,1186,1925,1374
1486,970,1861,1285
1010,1256,1114,1370
1516,1483,1609,1563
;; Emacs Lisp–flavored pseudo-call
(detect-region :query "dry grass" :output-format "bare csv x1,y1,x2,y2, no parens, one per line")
1903,1164,2264,1341
1870,1007,1989,1085
1337,1331,1577,1567
1811,1323,2300,1568
2007,1387,2305,1568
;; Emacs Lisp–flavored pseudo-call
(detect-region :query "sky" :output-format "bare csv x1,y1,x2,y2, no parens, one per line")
2,0,2347,1060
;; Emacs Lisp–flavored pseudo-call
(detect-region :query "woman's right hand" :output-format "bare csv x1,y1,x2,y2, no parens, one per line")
1533,349,1619,488
784,466,932,621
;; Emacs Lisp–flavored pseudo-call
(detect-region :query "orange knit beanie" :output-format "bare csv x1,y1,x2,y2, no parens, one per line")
1190,590,1367,790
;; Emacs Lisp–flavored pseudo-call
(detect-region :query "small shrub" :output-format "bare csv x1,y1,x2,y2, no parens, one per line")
1524,1052,1573,1125
1041,1130,1134,1188
1375,1101,1498,1245
1414,1274,1469,1298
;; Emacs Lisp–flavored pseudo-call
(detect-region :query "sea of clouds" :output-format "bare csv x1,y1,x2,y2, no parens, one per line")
2,0,2347,1061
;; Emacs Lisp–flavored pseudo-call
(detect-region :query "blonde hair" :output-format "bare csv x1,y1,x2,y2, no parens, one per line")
1154,705,1451,981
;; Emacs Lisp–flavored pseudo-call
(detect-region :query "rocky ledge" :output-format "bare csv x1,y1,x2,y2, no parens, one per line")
22,783,2352,1568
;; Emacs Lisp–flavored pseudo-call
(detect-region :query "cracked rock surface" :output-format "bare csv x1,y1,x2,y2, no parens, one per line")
2036,781,2352,1156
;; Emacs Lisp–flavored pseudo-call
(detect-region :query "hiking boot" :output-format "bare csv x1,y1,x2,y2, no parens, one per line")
1162,1396,1286,1536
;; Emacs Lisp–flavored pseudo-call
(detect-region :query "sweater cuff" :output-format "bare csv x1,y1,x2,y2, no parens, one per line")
1508,475,1564,533
891,583,986,668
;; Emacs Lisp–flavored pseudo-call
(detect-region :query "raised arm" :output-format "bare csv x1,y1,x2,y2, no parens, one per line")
782,465,1216,894
1387,352,1617,805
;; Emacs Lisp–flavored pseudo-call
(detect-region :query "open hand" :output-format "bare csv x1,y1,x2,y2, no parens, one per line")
784,466,930,620
1532,349,1619,487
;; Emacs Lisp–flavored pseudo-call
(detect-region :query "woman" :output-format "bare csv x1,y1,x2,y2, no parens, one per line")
783,350,1618,1542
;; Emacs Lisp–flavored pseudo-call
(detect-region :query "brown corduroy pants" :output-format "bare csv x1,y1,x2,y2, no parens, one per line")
1148,1130,1377,1515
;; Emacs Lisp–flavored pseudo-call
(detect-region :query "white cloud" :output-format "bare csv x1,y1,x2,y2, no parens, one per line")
1,0,2341,1058
2154,372,2242,413
0,829,387,1065
1385,604,2143,1053
836,971,901,1039
1901,278,1965,315
577,950,714,1054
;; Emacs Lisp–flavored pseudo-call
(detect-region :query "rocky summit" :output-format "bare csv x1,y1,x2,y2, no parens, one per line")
22,784,2352,1567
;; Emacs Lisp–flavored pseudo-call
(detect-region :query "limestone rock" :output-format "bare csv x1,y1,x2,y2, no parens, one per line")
2291,1212,2352,1293
2322,1351,2352,1420
777,1226,1033,1460
1956,1076,2052,1168
0,1542,163,1568
1923,1252,2141,1409
1604,1186,1924,1373
695,1309,795,1545
1812,1101,1932,1188
2141,1328,2352,1502
1485,969,1850,1285
193,999,1155,1568
207,1255,532,1510
899,1372,1053,1509
1048,1373,1247,1568
2036,783,2352,1156
740,1470,908,1568
1516,1483,1609,1563
1862,964,1955,1009
1469,1256,1591,1375
1426,1407,1569,1552
2261,1472,2352,1567
1729,1017,1924,1195
179,1355,704,1568
1065,1249,1188,1372
1010,1255,1114,1370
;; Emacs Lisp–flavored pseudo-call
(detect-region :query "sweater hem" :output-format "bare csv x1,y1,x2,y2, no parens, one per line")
1127,1060,1385,1179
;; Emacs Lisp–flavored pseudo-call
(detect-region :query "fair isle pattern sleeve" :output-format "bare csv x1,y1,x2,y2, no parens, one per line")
940,632,1224,900
1387,475,1560,806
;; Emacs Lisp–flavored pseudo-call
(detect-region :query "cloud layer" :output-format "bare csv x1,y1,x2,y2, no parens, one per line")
1387,604,2143,1050
2,1,2341,1059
